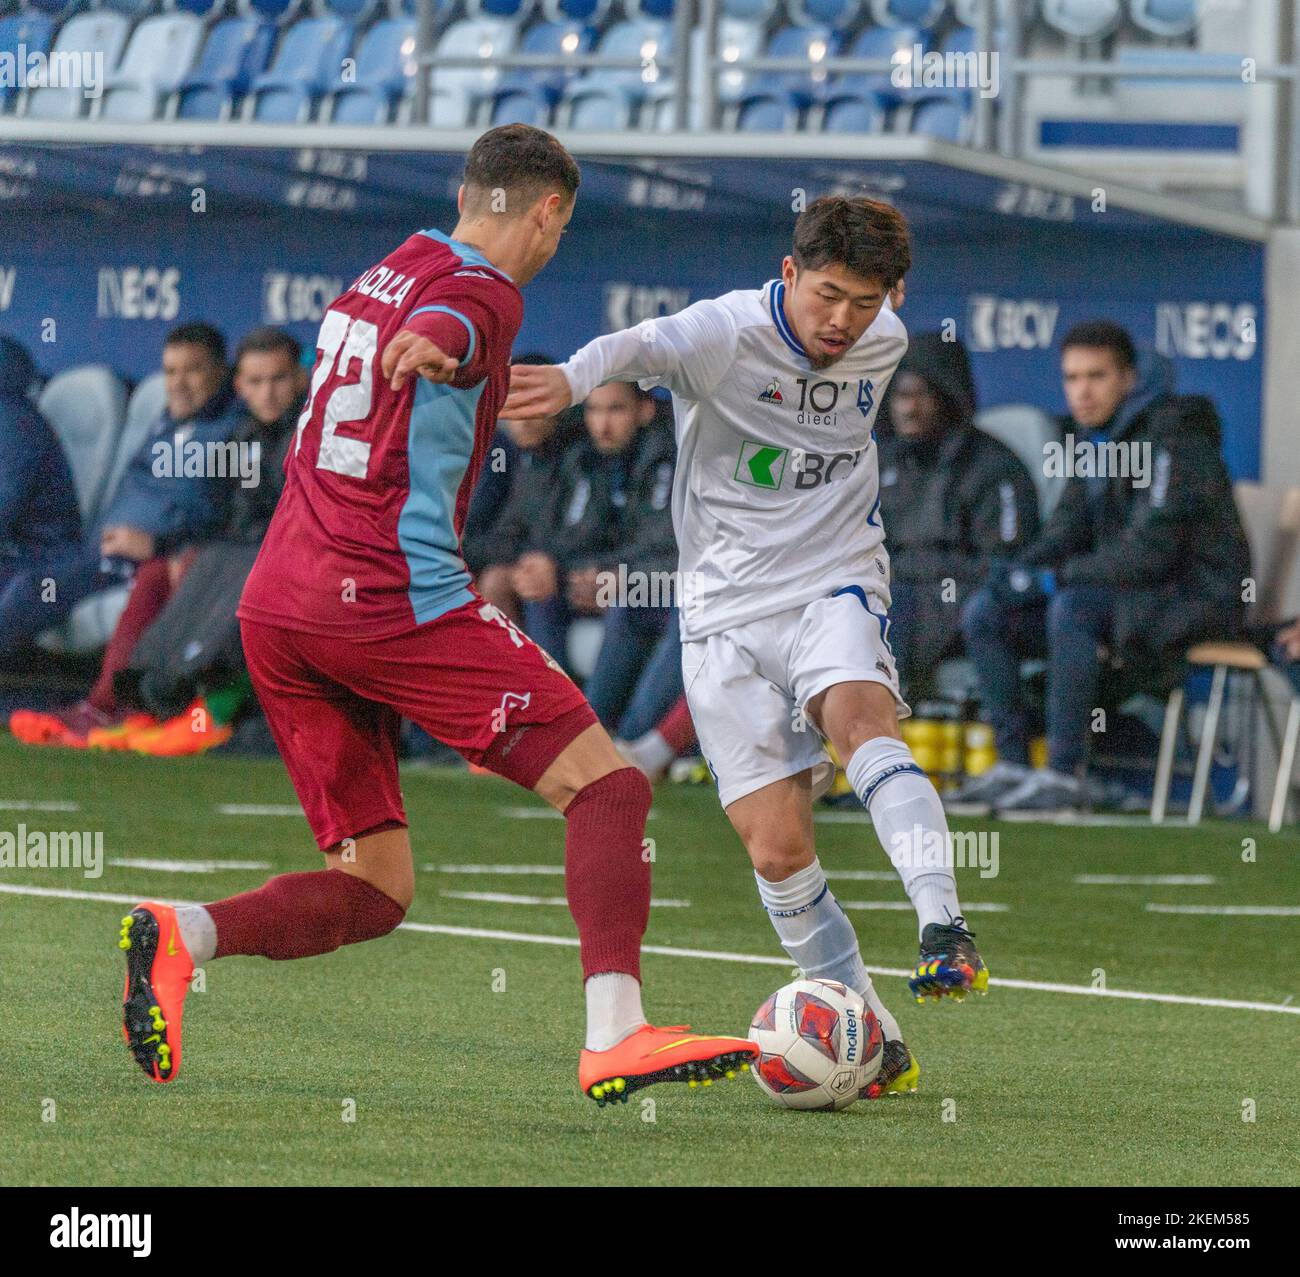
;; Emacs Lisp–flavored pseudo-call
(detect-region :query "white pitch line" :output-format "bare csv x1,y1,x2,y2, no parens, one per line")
1076,874,1217,886
498,806,657,820
840,900,1010,913
109,858,273,874
441,889,689,908
216,804,304,817
0,800,80,812
2,881,1296,1016
1145,903,1300,917
429,864,565,875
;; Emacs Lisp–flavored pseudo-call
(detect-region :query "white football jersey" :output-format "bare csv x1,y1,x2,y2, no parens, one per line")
560,280,907,641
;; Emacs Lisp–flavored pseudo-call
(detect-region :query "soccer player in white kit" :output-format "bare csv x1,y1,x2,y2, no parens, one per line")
504,196,989,1098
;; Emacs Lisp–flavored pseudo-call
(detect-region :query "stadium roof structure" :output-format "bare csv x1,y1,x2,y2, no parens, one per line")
0,124,1269,242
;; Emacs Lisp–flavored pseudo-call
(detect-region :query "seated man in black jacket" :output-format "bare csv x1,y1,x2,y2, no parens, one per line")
879,333,1039,700
463,355,582,626
954,320,1251,814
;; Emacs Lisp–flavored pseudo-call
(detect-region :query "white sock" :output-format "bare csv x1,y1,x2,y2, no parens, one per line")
755,859,900,1042
846,736,964,939
175,904,216,966
584,972,646,1052
616,730,675,779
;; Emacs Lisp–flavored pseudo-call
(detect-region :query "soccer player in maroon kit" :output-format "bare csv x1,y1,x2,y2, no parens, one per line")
117,126,756,1106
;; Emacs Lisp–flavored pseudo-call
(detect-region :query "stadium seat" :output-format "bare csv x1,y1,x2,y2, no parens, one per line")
0,10,54,113
465,0,536,21
736,91,796,131
540,0,610,26
625,0,673,19
98,0,157,18
173,0,222,15
868,0,946,29
739,24,839,114
21,0,70,14
1128,0,1197,40
22,10,130,119
1039,0,1121,41
327,17,415,123
909,95,971,138
246,14,355,122
173,16,277,119
789,0,861,30
426,17,520,126
972,404,1063,517
820,91,886,132
37,364,128,527
97,13,206,121
243,0,302,22
100,372,166,519
322,0,382,22
828,22,924,104
505,20,594,97
560,17,671,129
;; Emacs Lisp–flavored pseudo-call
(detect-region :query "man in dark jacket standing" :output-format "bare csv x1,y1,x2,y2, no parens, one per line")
0,335,82,661
955,320,1251,813
879,333,1039,699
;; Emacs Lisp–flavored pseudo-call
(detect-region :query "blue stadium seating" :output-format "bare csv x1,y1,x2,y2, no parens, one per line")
466,0,535,20
0,9,54,113
24,9,130,119
910,93,969,139
173,0,223,16
174,16,277,120
560,17,672,128
23,0,74,15
830,22,925,103
243,0,302,24
487,17,594,123
246,15,354,122
427,16,520,126
719,0,777,19
789,0,861,31
1040,0,1121,41
736,91,796,131
749,24,840,110
821,91,886,132
868,0,947,29
99,0,158,18
1128,0,1197,39
540,0,610,25
98,14,205,121
328,17,415,123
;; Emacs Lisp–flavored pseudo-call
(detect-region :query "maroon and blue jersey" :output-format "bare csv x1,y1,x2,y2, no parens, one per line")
239,229,523,638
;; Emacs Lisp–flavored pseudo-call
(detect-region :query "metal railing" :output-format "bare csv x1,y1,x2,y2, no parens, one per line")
412,0,1300,222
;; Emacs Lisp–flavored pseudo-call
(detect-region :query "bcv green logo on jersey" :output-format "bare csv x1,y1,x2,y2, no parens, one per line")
735,439,865,490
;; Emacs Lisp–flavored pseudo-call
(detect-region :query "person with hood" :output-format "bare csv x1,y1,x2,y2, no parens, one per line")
0,335,83,660
953,319,1251,814
877,332,1039,699
10,324,248,748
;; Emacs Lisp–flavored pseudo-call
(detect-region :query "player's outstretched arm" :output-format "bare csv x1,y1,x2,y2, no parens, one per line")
382,329,460,391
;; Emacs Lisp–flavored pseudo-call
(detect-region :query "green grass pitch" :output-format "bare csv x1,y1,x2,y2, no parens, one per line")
1,737,1297,1187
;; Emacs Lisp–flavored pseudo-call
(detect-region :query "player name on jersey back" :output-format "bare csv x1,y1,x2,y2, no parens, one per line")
238,229,523,639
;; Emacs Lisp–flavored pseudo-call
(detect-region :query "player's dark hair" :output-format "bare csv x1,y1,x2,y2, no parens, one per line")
234,326,301,368
164,322,226,368
792,196,911,289
463,125,580,217
1060,319,1137,370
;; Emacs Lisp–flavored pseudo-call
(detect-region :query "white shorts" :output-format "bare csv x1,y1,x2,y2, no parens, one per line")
682,585,909,809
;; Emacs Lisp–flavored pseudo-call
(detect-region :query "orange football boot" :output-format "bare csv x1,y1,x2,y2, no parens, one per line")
119,902,194,1083
87,714,158,750
579,1024,759,1107
128,706,231,756
9,701,114,748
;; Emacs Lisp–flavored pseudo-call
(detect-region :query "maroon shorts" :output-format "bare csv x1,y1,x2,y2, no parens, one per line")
240,598,594,850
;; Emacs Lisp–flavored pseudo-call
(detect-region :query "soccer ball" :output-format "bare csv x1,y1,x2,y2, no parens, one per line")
748,978,883,1111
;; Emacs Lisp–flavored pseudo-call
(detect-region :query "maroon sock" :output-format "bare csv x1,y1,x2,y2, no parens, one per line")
208,869,405,960
658,696,697,756
564,767,652,981
88,556,175,715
